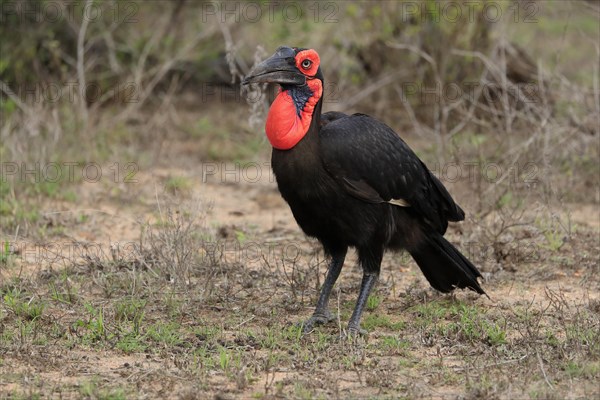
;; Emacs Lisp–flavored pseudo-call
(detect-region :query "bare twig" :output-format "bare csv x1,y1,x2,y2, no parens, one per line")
0,81,31,114
536,351,554,389
341,72,401,110
76,0,93,125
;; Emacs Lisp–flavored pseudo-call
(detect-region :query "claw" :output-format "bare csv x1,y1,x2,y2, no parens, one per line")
344,324,368,338
297,311,336,333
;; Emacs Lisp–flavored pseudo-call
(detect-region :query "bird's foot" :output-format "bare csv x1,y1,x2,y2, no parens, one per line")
298,311,336,333
343,324,368,339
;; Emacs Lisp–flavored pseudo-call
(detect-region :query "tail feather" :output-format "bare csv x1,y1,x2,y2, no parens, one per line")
409,234,486,295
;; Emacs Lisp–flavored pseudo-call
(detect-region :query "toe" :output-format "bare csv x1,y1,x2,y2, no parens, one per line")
297,312,336,334
346,325,368,337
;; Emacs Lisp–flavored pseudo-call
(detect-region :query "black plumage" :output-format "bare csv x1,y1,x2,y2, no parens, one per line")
243,46,485,335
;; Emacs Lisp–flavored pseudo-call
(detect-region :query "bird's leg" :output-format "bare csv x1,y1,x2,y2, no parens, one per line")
300,248,347,333
346,245,383,336
346,271,379,336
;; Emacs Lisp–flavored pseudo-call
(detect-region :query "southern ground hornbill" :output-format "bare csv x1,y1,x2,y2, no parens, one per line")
243,46,485,335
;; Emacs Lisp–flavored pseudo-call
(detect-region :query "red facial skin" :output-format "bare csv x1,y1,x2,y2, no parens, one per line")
265,50,323,150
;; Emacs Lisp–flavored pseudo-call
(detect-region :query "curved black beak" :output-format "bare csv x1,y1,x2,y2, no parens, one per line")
242,46,306,86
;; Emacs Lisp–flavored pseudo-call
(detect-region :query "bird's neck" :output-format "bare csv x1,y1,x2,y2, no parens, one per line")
265,80,323,150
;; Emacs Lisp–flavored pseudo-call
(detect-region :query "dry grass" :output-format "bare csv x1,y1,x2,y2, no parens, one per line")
0,168,598,399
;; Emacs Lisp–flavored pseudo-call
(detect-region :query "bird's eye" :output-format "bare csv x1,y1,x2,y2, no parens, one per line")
301,59,312,69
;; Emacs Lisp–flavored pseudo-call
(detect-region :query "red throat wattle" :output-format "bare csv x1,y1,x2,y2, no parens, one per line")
265,79,323,150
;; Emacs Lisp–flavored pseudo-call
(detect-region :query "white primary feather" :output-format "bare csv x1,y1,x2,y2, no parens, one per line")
388,198,410,207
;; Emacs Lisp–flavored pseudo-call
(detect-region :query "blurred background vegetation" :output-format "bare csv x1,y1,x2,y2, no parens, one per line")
0,0,598,237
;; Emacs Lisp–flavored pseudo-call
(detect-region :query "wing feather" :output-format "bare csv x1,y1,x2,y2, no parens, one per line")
319,114,464,233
